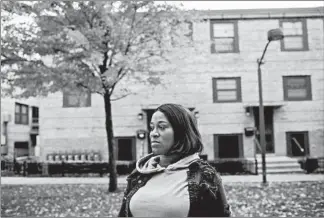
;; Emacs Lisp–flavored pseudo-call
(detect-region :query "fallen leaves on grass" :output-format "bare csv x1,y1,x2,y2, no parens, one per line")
1,184,125,217
226,181,324,217
1,181,324,217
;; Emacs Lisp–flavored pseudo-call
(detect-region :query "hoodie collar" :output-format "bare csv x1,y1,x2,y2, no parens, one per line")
136,153,201,174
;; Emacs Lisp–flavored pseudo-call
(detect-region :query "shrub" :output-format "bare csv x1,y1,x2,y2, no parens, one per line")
208,159,257,175
116,161,136,175
298,157,323,174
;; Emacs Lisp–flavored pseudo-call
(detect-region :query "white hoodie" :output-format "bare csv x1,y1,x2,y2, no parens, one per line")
129,153,201,217
136,152,201,174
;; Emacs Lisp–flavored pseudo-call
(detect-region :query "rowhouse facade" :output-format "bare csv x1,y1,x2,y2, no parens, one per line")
38,7,324,163
1,97,40,158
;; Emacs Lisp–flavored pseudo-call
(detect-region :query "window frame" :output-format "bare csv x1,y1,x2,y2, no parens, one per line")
279,18,309,51
62,89,91,108
15,103,29,125
210,20,239,54
286,131,310,156
184,20,193,40
212,77,242,103
283,75,312,101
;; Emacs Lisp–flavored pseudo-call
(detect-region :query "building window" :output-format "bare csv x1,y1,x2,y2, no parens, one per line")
286,131,309,157
115,137,136,161
214,134,243,158
184,21,193,40
14,141,29,157
63,89,91,108
171,20,193,46
280,19,308,51
15,103,29,125
283,76,312,101
210,20,239,53
212,77,242,102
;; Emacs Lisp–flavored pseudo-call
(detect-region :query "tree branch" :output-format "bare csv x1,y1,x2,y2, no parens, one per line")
1,57,26,65
1,57,47,66
109,67,124,95
80,3,93,29
123,4,138,55
76,82,103,95
110,92,133,101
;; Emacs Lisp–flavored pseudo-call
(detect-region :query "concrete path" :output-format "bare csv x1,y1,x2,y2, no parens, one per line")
1,174,323,185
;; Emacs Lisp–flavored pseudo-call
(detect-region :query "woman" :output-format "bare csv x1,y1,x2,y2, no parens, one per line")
118,103,231,217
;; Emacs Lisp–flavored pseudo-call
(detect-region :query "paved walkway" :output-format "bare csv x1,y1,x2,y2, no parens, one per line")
1,174,323,185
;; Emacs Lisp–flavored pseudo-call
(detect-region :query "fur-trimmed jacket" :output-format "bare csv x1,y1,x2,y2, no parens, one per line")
118,157,231,217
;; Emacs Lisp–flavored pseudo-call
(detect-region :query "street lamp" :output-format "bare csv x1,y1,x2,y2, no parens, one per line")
257,28,284,184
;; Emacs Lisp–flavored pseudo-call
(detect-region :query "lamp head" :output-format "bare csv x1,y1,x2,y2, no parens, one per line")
137,113,143,120
267,28,284,41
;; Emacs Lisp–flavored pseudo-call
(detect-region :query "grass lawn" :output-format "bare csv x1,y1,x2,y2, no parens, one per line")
1,181,323,217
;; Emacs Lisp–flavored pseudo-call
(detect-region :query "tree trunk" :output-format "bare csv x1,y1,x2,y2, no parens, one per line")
104,92,118,192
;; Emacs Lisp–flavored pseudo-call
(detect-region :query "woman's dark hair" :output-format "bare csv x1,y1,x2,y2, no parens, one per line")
154,103,203,156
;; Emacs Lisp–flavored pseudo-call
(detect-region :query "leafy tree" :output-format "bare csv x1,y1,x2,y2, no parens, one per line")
1,1,198,191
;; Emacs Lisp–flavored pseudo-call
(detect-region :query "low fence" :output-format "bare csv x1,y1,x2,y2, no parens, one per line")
3,156,323,177
1,160,136,177
1,159,16,176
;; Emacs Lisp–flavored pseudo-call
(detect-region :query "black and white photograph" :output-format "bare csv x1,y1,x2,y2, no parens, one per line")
1,1,324,217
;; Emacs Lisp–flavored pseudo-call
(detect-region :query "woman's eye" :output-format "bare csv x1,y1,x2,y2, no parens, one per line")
159,126,166,130
149,126,154,131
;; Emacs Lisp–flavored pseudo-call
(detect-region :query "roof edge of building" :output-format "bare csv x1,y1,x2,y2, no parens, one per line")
193,6,324,20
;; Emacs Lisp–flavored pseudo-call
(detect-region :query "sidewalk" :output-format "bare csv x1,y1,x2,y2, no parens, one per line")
1,174,323,185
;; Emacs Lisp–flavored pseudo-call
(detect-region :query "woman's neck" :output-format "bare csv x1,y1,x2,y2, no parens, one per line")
158,154,182,167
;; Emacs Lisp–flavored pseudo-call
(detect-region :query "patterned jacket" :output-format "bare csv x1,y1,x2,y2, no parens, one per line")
118,159,231,217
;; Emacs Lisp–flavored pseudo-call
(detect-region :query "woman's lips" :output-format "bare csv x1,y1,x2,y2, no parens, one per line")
151,142,160,146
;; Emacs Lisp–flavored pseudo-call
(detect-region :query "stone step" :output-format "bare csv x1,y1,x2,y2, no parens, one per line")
256,161,301,165
254,157,302,164
265,163,302,169
253,155,304,174
258,168,304,174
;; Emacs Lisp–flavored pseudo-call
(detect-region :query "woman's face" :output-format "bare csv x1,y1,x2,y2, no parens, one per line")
149,111,175,155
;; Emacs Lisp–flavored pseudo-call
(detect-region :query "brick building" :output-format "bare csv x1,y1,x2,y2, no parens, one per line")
1,97,40,158
38,7,324,164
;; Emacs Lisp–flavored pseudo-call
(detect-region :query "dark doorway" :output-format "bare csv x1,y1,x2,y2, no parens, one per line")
253,107,275,153
214,134,243,159
286,131,309,157
30,135,37,146
115,137,136,161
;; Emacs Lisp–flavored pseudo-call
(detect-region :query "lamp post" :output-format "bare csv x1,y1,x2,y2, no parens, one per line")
257,29,284,184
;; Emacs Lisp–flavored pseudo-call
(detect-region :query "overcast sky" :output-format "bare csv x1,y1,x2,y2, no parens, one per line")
166,1,324,10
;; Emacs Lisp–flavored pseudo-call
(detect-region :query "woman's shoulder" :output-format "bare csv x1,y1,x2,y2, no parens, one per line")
189,159,222,184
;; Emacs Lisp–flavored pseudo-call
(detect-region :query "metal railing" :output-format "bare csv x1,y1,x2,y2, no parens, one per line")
254,137,262,153
292,137,304,153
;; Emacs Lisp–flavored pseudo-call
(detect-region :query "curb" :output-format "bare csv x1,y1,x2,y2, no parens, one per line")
1,174,323,185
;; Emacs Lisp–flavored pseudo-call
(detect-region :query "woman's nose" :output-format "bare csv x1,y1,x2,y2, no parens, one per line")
150,130,159,138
